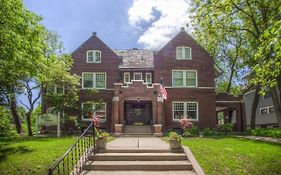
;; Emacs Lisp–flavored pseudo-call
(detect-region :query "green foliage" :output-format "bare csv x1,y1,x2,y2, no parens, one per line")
182,137,281,175
183,126,199,137
216,123,233,133
168,132,183,142
248,128,281,138
182,131,193,137
216,81,242,96
0,107,13,137
96,130,110,139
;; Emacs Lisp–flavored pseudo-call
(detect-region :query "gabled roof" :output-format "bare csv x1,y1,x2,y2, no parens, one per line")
115,49,154,69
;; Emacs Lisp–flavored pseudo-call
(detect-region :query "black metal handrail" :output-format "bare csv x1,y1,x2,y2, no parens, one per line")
48,123,96,175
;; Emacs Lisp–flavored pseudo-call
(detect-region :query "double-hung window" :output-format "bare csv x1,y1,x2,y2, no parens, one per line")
173,102,198,120
82,102,106,121
87,50,101,63
172,70,197,87
145,73,152,84
124,72,130,84
176,47,192,60
134,73,142,80
82,72,106,89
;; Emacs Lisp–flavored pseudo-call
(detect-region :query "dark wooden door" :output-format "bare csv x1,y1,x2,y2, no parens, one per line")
125,101,152,125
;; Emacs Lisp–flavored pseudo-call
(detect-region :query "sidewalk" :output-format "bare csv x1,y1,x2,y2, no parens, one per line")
237,135,281,144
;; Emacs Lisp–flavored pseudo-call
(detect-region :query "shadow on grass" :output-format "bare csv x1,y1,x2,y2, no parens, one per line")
0,145,34,163
234,136,281,146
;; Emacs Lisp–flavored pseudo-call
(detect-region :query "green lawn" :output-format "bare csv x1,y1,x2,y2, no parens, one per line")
182,137,281,175
0,137,77,175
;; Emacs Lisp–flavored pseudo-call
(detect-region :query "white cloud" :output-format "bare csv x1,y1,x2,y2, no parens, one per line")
128,0,191,49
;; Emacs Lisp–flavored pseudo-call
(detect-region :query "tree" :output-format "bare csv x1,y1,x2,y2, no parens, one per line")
0,0,46,133
191,0,281,128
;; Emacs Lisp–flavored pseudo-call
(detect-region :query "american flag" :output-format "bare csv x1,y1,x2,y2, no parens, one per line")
160,85,167,100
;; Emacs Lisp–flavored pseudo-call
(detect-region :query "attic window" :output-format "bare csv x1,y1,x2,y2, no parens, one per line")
176,47,192,60
87,50,101,63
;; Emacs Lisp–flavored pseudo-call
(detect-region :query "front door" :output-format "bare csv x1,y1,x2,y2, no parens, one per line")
125,101,152,125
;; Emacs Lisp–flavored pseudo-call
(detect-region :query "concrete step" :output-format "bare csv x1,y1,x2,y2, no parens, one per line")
81,170,197,175
125,125,152,134
90,153,187,161
83,160,193,171
99,148,184,153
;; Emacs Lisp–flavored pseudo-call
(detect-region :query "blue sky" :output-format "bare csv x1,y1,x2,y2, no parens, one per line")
24,0,139,52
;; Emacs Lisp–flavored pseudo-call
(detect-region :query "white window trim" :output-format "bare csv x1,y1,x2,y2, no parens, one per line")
81,102,106,121
82,72,107,89
124,72,130,84
133,72,142,80
54,85,65,94
260,106,275,115
172,70,198,87
86,50,101,63
176,46,192,60
145,73,152,84
172,101,199,121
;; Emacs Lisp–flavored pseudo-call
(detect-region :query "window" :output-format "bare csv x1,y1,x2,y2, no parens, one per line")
260,106,275,115
260,108,268,115
172,70,197,87
47,85,64,94
134,73,142,80
269,106,275,113
124,72,130,84
176,47,192,60
145,73,152,84
82,72,106,89
87,50,101,63
82,102,106,121
173,102,198,120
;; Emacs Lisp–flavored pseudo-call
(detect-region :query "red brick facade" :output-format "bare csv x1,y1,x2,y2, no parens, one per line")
67,30,244,135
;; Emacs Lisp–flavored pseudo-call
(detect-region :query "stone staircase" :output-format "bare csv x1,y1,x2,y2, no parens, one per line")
80,137,199,175
81,148,196,175
124,125,153,136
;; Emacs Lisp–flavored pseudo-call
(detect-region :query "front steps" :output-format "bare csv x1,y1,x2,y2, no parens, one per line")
82,148,195,174
124,125,153,136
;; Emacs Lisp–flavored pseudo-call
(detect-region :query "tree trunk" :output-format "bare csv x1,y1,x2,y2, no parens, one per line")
26,111,33,136
250,86,261,129
10,94,22,134
270,87,281,129
227,62,235,93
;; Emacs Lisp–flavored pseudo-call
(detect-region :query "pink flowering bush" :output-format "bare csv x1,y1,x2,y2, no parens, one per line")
179,116,193,131
91,114,102,128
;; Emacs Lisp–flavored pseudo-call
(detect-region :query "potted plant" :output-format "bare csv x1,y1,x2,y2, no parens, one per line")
96,130,110,150
168,132,183,150
91,114,110,150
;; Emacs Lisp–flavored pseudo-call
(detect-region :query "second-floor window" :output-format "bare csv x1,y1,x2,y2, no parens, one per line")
82,72,106,89
145,73,152,84
176,47,192,60
124,72,130,84
87,50,101,63
172,70,197,87
134,73,142,80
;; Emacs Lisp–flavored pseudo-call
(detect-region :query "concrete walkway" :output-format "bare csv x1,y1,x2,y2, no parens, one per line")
237,135,281,144
107,137,170,149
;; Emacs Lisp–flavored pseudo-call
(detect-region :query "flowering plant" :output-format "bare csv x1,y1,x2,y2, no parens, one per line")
91,114,109,139
179,116,193,131
91,114,102,127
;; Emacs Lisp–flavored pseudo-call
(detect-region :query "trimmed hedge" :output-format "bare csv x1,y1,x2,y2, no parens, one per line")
248,128,281,138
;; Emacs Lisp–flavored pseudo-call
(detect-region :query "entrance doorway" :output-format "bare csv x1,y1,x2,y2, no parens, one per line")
124,101,152,125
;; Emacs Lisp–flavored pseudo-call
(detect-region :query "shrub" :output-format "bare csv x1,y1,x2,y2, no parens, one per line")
202,128,212,136
179,117,193,131
183,131,193,137
96,130,110,139
0,107,12,137
188,126,199,136
168,132,183,142
216,123,233,135
248,128,281,138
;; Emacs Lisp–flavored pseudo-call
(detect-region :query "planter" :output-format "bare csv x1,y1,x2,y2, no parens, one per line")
169,140,182,150
96,138,107,150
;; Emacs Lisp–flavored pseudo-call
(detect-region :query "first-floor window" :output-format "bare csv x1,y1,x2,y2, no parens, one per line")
82,102,106,121
173,102,198,120
82,72,106,89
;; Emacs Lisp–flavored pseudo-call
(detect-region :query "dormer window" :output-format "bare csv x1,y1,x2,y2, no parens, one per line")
87,50,101,63
176,47,192,60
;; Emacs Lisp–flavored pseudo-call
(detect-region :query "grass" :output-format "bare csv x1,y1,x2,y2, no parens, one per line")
0,136,77,175
182,137,281,175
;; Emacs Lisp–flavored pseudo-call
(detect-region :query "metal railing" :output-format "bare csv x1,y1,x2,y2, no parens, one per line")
48,123,96,175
